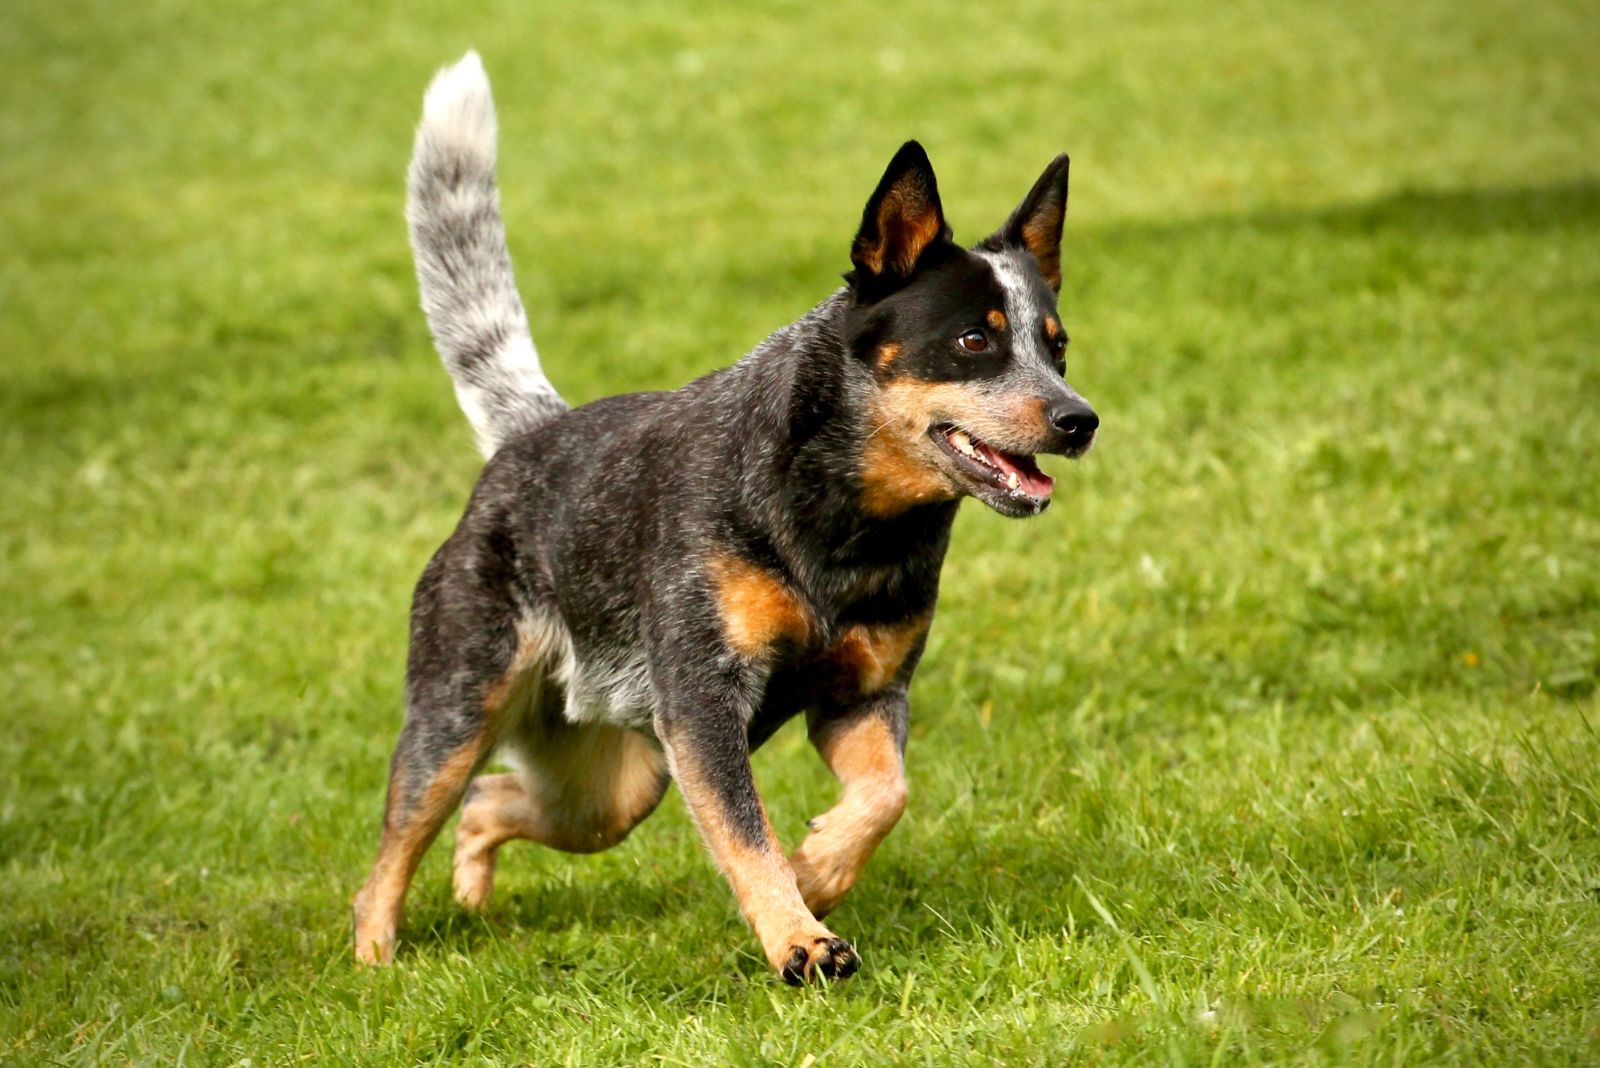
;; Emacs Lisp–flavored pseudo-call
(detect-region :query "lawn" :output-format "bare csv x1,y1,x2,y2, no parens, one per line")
3,0,1599,1063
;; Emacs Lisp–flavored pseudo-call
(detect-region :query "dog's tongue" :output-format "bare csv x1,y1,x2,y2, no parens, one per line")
976,441,1054,498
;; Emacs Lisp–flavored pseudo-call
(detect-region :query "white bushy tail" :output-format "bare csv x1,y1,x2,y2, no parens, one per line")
407,51,565,457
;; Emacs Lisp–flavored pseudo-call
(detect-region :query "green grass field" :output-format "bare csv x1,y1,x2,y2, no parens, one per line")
4,0,1599,1063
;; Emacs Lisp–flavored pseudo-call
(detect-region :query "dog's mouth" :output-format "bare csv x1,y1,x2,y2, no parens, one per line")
929,424,1054,517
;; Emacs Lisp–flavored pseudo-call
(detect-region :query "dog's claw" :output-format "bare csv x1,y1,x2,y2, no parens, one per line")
781,936,859,985
781,946,809,985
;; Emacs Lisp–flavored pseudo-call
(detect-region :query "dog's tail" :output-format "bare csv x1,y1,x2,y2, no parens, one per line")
407,51,566,458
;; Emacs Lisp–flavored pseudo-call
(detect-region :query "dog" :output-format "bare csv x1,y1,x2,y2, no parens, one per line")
353,51,1097,984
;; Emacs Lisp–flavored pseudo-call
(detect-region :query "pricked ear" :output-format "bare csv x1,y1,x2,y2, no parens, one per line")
987,154,1069,291
849,141,951,286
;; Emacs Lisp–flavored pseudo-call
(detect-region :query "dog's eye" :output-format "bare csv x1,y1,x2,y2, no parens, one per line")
958,330,988,353
1050,334,1068,355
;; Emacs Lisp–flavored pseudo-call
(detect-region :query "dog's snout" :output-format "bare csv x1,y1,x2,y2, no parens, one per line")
1046,400,1098,446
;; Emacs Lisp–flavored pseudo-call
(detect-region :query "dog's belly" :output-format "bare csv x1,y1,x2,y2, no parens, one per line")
529,609,901,745
561,650,656,730
508,608,656,731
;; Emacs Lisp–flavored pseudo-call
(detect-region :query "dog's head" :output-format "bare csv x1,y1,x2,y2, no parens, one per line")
845,142,1096,519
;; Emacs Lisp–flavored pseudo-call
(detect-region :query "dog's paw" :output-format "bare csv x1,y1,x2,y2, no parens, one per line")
791,846,852,919
778,935,860,985
351,891,397,966
451,834,497,911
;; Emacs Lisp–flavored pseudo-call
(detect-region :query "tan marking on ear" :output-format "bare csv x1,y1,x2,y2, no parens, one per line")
709,553,813,657
1022,207,1064,289
670,741,840,975
986,309,1008,332
791,714,908,917
859,187,944,276
856,236,885,275
825,614,931,699
890,194,944,275
1044,317,1062,340
874,342,902,369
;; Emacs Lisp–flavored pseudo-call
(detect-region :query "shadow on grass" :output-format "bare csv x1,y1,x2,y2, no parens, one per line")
1094,177,1600,242
402,869,702,957
382,833,1095,986
394,833,1122,981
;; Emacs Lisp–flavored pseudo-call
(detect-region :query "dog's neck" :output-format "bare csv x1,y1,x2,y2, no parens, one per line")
740,290,959,579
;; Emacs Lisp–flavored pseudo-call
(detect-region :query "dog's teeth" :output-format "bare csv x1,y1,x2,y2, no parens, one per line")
1006,471,1020,491
951,430,975,456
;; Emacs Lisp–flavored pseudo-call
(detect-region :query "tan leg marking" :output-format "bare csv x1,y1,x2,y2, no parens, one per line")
791,715,907,918
352,618,560,964
452,727,668,909
708,553,813,658
671,744,853,981
353,730,496,965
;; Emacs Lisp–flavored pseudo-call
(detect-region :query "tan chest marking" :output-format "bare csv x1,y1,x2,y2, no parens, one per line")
709,553,813,658
824,614,931,699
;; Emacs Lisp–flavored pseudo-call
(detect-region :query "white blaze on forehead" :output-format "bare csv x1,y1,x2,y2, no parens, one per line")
977,249,1050,364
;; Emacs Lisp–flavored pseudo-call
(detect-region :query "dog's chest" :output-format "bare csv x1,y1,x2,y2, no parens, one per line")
769,566,935,701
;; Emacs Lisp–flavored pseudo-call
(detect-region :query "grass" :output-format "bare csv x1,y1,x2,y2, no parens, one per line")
3,0,1599,1062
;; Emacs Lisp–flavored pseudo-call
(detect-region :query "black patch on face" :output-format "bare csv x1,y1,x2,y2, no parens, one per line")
849,245,1063,388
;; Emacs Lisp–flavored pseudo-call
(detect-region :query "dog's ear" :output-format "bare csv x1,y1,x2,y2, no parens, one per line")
986,154,1069,292
849,141,951,287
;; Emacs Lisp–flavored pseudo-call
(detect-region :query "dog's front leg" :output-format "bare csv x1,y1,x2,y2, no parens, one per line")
657,699,860,984
790,695,909,918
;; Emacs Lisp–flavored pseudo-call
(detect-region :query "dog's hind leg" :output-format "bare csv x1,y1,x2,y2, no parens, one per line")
352,555,542,965
452,723,669,909
352,698,502,965
790,698,910,919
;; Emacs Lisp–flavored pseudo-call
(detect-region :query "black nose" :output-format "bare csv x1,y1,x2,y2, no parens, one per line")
1047,400,1099,444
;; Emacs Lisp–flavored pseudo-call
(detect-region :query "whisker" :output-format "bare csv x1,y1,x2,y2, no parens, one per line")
863,418,894,441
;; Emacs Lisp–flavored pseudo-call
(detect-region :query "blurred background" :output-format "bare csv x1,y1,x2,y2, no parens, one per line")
3,0,1597,1062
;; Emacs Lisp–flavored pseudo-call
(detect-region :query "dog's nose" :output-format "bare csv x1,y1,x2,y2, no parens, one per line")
1047,400,1099,445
